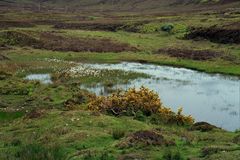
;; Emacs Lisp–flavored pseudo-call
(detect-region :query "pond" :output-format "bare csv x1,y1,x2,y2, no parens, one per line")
81,62,240,131
25,74,52,84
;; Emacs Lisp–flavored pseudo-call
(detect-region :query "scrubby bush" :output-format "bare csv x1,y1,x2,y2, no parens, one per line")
88,87,194,125
161,24,174,33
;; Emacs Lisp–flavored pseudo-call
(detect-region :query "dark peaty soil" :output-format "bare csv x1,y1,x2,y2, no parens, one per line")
0,31,138,52
157,48,221,60
0,21,35,29
186,26,240,44
54,22,124,31
37,32,138,52
118,130,175,148
54,21,147,32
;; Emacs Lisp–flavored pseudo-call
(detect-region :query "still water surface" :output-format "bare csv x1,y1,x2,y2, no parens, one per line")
25,74,52,84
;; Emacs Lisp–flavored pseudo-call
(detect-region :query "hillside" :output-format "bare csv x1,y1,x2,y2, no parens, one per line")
1,0,240,13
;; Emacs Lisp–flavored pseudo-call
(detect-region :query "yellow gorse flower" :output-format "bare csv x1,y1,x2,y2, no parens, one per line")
88,87,194,125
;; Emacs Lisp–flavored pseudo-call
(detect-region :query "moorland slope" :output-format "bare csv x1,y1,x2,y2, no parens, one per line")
1,0,240,13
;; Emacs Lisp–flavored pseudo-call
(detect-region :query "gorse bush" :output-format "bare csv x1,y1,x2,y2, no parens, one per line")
88,87,162,116
88,87,194,125
158,107,194,125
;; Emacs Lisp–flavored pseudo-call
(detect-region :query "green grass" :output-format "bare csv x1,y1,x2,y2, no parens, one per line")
0,109,239,159
0,111,24,121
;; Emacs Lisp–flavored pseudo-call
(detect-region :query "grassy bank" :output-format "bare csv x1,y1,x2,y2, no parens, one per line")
0,108,239,160
4,48,240,76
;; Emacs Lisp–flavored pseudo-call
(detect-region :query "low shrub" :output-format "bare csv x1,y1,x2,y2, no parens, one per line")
88,87,194,125
161,24,174,33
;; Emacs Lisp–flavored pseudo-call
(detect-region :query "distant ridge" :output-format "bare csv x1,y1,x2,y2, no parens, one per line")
1,0,240,13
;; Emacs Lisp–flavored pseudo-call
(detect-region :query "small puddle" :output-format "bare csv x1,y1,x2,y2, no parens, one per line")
25,74,52,84
80,62,240,131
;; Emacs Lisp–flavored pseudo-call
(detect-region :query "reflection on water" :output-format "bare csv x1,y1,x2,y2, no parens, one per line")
81,62,240,131
25,74,52,84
